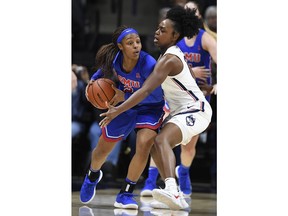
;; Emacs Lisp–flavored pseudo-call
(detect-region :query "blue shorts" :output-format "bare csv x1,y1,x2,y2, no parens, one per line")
101,103,165,142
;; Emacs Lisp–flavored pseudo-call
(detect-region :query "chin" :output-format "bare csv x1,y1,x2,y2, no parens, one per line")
154,41,159,47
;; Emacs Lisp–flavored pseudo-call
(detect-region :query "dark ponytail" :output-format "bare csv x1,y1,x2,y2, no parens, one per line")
166,6,201,42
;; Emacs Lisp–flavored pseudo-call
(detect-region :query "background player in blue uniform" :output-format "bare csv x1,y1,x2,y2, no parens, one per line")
80,25,165,210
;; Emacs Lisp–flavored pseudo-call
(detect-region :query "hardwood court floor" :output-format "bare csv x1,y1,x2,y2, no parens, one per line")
72,189,216,216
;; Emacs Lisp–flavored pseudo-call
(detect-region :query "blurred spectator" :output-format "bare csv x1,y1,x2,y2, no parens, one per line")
203,5,217,95
72,64,93,140
173,0,187,7
72,64,123,180
204,5,217,41
203,5,217,191
72,71,78,91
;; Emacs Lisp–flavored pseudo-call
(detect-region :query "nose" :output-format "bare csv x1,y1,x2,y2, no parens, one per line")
133,42,139,48
155,28,159,35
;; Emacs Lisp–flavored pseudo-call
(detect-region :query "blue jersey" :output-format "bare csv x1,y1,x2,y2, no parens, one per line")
91,50,164,107
90,50,164,141
177,29,212,101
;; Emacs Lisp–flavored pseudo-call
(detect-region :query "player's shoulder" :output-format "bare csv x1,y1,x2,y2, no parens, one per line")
159,53,182,70
139,50,156,66
140,50,156,60
201,29,216,48
201,28,215,41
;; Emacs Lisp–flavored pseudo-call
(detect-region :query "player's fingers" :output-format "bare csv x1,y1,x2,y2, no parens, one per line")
87,80,94,86
105,101,110,109
200,74,208,79
99,117,108,126
109,95,118,106
108,98,114,105
198,78,207,83
112,100,118,106
99,118,106,128
200,70,211,76
99,112,107,117
105,101,115,109
99,117,110,128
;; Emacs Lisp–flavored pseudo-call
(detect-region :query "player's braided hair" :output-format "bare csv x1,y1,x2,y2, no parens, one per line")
94,25,129,81
165,6,201,42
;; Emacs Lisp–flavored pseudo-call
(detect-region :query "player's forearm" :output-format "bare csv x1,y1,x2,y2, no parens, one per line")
117,89,150,114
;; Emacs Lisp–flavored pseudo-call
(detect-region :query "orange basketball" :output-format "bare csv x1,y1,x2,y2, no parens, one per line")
86,78,116,109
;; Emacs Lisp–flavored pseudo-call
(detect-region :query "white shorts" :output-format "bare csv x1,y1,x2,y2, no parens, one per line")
167,106,212,145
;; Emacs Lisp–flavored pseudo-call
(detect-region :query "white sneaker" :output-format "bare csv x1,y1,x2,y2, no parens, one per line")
140,196,153,205
150,200,169,209
178,192,189,209
152,188,188,210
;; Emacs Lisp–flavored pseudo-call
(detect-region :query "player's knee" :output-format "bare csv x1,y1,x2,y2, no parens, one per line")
154,135,168,148
136,141,152,156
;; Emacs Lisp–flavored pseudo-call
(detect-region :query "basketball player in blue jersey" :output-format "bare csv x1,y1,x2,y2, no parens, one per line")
100,6,212,210
79,25,165,210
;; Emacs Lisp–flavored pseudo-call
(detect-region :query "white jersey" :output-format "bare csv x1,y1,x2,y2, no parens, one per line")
161,45,209,117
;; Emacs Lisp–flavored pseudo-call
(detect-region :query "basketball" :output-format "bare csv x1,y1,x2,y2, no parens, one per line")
86,78,116,109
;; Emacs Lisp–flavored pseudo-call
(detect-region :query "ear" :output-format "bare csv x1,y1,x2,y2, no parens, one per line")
117,43,123,50
173,31,180,43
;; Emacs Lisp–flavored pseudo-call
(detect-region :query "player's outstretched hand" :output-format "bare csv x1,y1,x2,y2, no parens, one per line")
99,102,120,128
